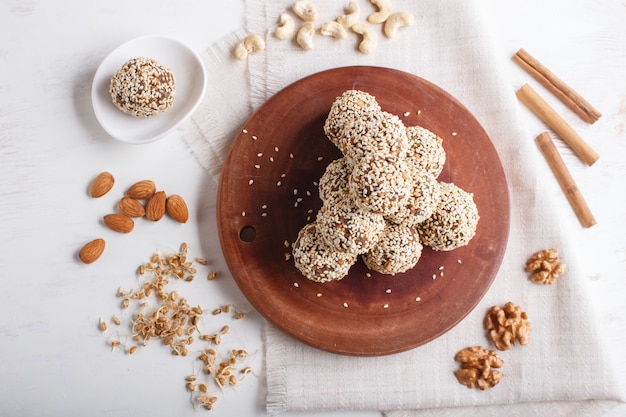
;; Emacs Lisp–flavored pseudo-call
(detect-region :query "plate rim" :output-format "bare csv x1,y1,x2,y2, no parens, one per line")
217,65,510,356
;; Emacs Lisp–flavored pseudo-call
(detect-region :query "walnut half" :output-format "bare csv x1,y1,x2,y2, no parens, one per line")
484,302,531,351
525,248,566,284
454,346,504,390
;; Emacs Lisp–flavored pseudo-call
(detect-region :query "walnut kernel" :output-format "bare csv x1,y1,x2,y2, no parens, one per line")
484,302,531,351
525,248,566,284
454,346,504,390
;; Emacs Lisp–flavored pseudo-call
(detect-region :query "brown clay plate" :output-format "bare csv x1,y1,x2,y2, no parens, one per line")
217,66,510,356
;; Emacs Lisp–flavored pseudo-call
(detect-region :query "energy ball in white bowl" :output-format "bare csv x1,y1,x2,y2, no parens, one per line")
418,182,480,251
362,221,423,275
292,222,358,283
109,57,176,118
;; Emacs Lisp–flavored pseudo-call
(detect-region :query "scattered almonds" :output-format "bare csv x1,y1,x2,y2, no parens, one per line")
79,238,106,264
166,194,189,223
118,197,146,218
126,180,156,200
89,171,115,198
103,213,134,233
145,191,167,221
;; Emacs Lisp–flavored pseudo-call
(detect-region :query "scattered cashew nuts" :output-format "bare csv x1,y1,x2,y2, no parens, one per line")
234,34,266,60
320,21,348,40
367,0,392,24
292,0,318,22
383,12,414,38
351,23,377,54
296,22,316,50
336,1,360,28
274,13,296,39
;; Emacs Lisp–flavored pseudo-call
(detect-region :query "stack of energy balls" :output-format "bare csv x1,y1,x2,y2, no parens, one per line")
292,90,480,283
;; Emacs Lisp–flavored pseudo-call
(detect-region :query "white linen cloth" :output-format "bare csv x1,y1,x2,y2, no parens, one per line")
182,0,625,416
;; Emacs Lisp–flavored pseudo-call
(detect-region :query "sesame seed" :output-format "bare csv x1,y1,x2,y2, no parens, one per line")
261,213,267,217
403,111,410,117
451,132,457,136
293,189,298,195
342,302,348,308
415,297,421,302
365,272,371,277
242,211,246,216
252,135,258,140
439,265,444,270
293,282,299,287
261,204,268,209
242,129,248,134
274,146,279,152
383,304,389,309
457,259,462,264
269,156,274,162
281,173,287,178
248,179,254,185
316,293,322,297
417,110,422,115
385,288,392,294
290,153,294,159
284,240,290,247
440,271,444,276
277,181,282,186
317,156,324,161
254,164,261,169
432,274,436,280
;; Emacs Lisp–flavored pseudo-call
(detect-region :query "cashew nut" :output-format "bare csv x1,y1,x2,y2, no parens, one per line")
292,0,318,22
234,34,266,60
296,22,315,50
383,12,414,38
367,0,392,24
352,23,377,54
320,21,348,40
336,1,360,28
274,13,295,39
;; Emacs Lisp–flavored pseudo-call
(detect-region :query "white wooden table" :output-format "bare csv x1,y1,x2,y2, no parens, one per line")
1,1,624,416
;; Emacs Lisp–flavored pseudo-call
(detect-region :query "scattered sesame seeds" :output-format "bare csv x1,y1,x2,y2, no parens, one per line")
457,259,462,264
365,272,371,277
317,156,324,161
383,303,389,309
252,135,258,140
281,173,287,178
277,181,282,186
269,156,274,162
290,153,294,159
403,111,410,117
451,132,457,136
242,211,246,217
415,296,421,302
254,164,261,169
242,129,248,134
293,282,299,288
432,274,437,280
261,204,268,209
257,153,263,157
342,302,349,308
248,179,254,185
385,288,392,294
274,146,279,152
316,293,322,297
439,265,444,270
417,110,422,115
293,189,298,195
261,213,268,217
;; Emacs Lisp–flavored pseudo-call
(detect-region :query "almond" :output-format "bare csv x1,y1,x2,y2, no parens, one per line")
118,197,145,218
89,172,115,198
145,191,166,221
166,194,189,223
79,238,106,264
126,180,156,199
103,213,134,233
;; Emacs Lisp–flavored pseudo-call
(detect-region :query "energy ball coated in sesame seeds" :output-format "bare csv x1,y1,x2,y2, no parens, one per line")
362,222,423,274
324,90,381,146
336,110,409,165
109,57,176,118
404,126,446,178
318,157,351,205
292,222,357,283
349,155,413,217
417,182,480,251
386,172,441,227
316,198,385,255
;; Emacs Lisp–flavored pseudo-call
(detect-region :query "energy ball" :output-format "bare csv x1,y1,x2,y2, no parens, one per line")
362,222,423,275
324,90,381,146
349,155,412,217
405,126,446,178
418,182,480,251
292,222,357,283
318,157,351,205
336,110,409,165
316,199,385,255
386,172,441,227
109,57,176,118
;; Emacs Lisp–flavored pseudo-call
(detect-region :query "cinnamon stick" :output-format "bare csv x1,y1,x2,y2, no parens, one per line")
516,84,599,166
513,48,601,124
535,132,596,228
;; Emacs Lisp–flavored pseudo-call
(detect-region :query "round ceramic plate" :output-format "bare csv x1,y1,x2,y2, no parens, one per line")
217,66,510,356
91,35,206,144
